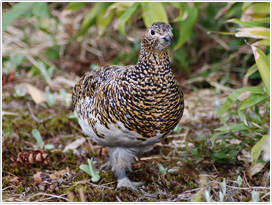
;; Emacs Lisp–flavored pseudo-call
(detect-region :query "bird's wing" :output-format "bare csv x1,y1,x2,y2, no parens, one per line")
71,65,130,112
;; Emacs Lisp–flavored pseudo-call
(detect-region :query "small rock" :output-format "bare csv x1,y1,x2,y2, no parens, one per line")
168,167,180,175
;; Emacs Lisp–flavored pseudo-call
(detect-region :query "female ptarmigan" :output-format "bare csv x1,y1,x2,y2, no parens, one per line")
72,22,184,190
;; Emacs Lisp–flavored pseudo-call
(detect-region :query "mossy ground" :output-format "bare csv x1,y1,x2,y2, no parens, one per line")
2,72,270,202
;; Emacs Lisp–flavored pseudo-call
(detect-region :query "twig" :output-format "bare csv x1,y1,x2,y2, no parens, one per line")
140,156,182,160
182,188,201,194
2,185,17,191
209,81,234,92
27,102,39,123
196,23,230,51
225,185,270,190
140,155,161,160
2,171,18,178
27,193,70,202
73,179,115,190
2,111,19,116
212,164,219,174
168,127,190,139
199,174,218,178
243,171,252,189
91,182,115,190
78,187,86,202
25,54,52,87
260,192,270,200
116,196,122,202
69,121,85,135
211,186,220,200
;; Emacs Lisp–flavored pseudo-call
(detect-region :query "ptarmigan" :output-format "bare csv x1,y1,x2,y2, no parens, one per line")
72,22,184,190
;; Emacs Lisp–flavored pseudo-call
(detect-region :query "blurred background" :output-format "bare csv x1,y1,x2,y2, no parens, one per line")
2,2,270,202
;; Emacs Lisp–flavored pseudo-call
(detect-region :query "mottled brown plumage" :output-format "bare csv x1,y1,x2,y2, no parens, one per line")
72,22,184,190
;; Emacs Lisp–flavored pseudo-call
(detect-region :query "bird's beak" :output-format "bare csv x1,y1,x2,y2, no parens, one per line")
161,34,172,43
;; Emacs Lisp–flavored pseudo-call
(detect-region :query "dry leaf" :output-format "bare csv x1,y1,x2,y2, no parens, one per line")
34,167,74,192
235,27,270,39
2,70,15,85
34,171,60,192
248,162,267,176
262,134,270,161
52,76,77,88
10,176,21,187
237,150,252,166
215,2,235,19
63,138,86,153
26,83,46,104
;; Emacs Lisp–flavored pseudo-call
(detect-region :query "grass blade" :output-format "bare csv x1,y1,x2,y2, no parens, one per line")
117,2,139,35
226,18,268,27
251,45,270,96
251,135,268,165
75,2,112,37
239,94,267,110
244,2,270,15
32,2,51,18
236,27,270,39
97,6,115,35
253,39,270,47
174,6,198,50
238,110,248,126
141,2,168,27
215,123,248,132
67,2,88,11
3,2,33,31
219,86,265,116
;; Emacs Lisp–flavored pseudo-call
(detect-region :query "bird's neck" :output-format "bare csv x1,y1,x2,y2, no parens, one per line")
136,46,171,74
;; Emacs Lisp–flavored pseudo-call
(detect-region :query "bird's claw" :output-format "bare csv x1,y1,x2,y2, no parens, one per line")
116,177,143,192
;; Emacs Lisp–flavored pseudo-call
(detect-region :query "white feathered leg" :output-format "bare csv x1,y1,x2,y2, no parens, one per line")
107,147,143,191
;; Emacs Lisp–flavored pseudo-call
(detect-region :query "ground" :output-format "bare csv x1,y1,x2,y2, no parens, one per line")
2,71,270,202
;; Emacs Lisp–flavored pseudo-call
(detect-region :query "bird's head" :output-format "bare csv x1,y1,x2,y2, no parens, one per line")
142,22,173,52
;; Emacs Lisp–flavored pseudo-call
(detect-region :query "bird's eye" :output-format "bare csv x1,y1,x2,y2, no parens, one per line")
150,30,155,35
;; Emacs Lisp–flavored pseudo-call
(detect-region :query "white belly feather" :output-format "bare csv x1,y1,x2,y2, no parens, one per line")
77,112,162,148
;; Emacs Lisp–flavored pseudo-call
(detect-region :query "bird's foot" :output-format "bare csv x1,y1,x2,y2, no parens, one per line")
116,177,143,192
99,161,111,171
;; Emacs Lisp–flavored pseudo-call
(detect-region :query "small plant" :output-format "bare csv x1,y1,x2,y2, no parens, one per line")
13,86,26,98
233,176,243,187
32,129,54,150
158,163,168,176
204,187,213,202
251,191,259,202
45,91,57,106
173,123,183,133
69,110,79,121
59,89,71,107
79,158,100,182
3,2,51,31
237,176,243,187
219,179,226,202
3,54,24,74
219,191,224,202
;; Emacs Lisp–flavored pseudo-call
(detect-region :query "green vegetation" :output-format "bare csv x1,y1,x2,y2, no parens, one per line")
79,158,100,182
214,2,270,168
2,2,270,202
